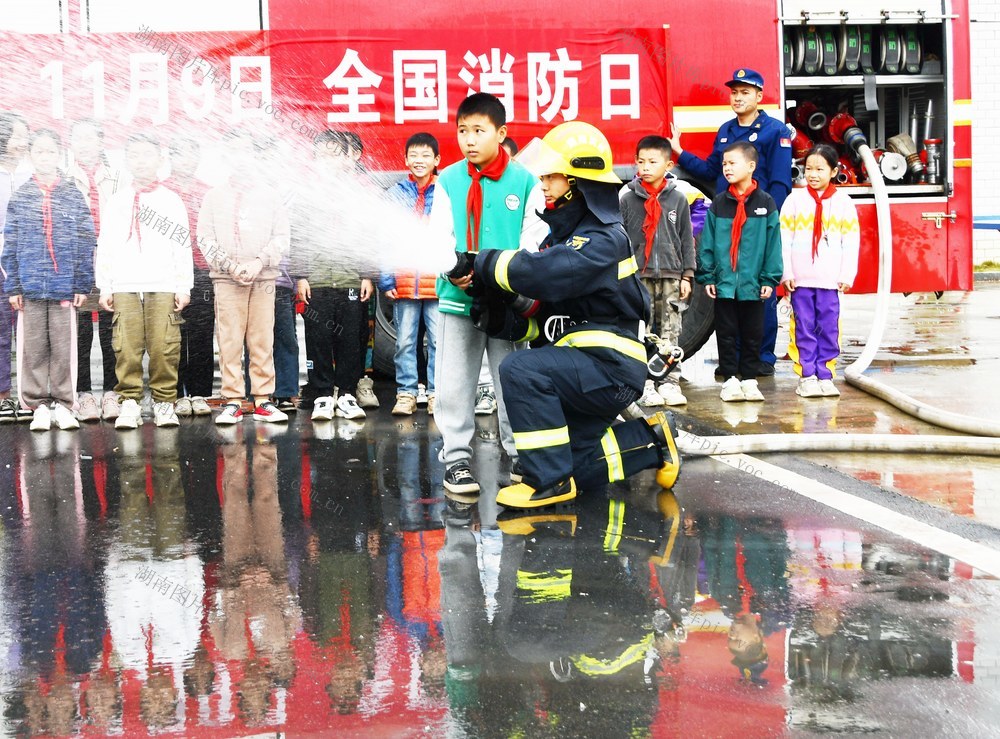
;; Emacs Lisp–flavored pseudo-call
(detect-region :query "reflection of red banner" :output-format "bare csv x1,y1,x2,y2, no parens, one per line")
0,28,669,165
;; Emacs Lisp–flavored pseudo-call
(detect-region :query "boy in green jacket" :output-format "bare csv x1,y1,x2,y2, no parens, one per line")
696,142,781,403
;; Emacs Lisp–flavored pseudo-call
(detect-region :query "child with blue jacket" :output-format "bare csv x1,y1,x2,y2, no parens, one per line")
2,130,96,431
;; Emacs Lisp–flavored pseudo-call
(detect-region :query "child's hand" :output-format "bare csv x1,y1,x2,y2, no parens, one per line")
8,295,22,311
838,282,850,292
679,278,691,301
72,294,87,308
297,279,311,304
782,279,796,293
174,293,190,312
385,288,398,300
360,279,373,302
99,293,114,312
667,122,684,156
705,284,717,299
760,285,773,300
236,258,263,285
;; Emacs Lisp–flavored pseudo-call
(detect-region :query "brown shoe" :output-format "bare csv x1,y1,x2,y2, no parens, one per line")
426,394,435,415
392,393,416,416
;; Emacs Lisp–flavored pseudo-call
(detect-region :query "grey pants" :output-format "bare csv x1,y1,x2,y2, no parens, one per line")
16,299,77,410
434,311,517,465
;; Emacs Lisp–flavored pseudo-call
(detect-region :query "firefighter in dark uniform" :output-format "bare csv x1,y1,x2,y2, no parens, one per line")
464,121,681,509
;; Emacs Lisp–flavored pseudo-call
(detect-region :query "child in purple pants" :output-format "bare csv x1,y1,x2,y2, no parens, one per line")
779,143,859,398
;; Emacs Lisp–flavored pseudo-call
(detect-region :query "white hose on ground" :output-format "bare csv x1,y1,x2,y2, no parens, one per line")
677,430,1000,457
679,141,1000,457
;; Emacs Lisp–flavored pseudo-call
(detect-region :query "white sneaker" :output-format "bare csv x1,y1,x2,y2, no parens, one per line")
154,401,180,427
174,397,193,417
416,383,429,406
818,379,841,397
76,392,101,422
190,396,212,416
214,402,244,426
29,404,52,432
52,403,80,430
637,379,666,407
335,393,366,420
474,385,497,415
720,377,745,402
311,395,336,422
740,379,765,402
115,399,143,429
656,382,687,406
796,376,823,398
355,376,379,409
101,392,121,420
336,421,363,441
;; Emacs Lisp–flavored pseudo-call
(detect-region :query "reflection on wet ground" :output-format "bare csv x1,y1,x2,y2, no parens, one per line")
0,414,999,736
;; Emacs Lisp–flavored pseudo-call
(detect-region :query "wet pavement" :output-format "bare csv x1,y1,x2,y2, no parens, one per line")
0,284,998,737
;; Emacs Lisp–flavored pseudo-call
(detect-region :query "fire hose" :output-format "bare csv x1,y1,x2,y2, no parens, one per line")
672,124,1000,458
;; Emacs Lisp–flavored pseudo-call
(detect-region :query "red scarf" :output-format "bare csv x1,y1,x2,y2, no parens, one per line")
640,180,665,270
807,183,837,262
35,175,60,272
410,174,434,217
727,180,758,270
465,146,510,253
85,167,101,236
128,181,160,251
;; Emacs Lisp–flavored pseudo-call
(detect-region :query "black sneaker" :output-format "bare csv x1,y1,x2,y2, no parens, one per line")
276,398,297,412
510,459,524,484
444,461,480,495
0,398,16,423
757,361,776,377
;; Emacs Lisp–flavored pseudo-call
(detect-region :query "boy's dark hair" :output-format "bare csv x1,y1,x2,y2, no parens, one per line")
70,118,104,139
501,137,519,155
635,135,672,158
0,112,27,158
805,143,838,171
30,128,61,148
125,132,161,150
313,129,349,155
723,141,758,164
343,131,363,155
169,135,201,157
405,132,439,157
456,92,506,128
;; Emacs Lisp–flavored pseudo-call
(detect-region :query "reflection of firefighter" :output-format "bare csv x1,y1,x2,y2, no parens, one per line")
491,487,686,735
465,121,681,508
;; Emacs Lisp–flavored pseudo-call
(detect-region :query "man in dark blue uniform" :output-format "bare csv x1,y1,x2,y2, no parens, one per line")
667,68,792,375
452,121,681,509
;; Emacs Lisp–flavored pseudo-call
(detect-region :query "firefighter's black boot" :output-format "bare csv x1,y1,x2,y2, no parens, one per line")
646,412,681,489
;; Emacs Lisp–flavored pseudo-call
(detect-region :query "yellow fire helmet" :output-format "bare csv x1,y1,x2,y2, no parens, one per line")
516,121,622,184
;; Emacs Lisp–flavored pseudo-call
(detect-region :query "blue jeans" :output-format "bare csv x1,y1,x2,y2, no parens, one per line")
273,286,300,398
394,299,438,395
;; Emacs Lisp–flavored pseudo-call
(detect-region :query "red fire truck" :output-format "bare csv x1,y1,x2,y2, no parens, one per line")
0,0,972,359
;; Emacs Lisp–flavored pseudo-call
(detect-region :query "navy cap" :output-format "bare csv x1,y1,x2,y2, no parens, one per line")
725,68,765,90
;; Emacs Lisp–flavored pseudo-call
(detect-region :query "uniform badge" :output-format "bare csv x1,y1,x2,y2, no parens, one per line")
779,137,791,147
748,132,758,142
505,194,521,211
568,235,590,249
668,209,678,224
754,207,767,215
720,137,728,143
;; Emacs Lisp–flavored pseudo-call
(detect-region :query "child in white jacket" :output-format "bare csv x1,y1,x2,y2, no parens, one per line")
779,144,859,398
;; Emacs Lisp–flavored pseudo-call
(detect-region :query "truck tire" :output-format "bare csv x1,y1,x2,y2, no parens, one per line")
678,273,715,357
373,291,397,378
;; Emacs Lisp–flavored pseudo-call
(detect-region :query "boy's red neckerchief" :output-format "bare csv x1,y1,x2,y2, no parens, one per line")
465,146,510,253
640,179,666,270
727,180,758,270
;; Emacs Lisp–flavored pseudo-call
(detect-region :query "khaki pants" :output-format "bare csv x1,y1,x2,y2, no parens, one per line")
214,280,275,401
16,299,77,410
111,292,183,402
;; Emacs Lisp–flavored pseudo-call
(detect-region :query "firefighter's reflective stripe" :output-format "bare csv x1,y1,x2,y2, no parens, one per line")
519,317,540,343
572,633,655,676
618,255,638,280
553,330,645,363
516,568,572,603
600,427,624,482
603,498,625,553
513,425,570,450
650,493,682,567
493,250,517,292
